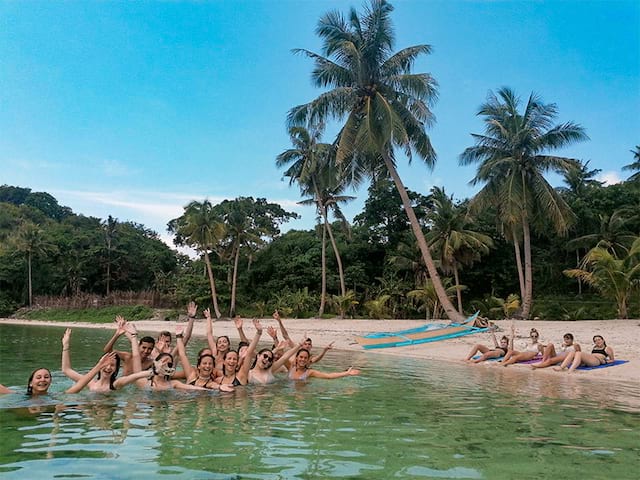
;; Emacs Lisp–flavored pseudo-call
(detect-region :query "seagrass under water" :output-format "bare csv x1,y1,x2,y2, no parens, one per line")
0,324,638,479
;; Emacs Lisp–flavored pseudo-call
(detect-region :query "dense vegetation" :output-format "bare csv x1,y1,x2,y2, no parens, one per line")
1,1,638,320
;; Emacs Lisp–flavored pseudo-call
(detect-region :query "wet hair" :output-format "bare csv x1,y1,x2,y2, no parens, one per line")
304,338,312,344
27,367,51,396
563,333,574,341
296,348,311,359
593,335,606,347
139,336,155,346
238,341,249,349
197,354,215,368
96,353,121,390
158,331,171,342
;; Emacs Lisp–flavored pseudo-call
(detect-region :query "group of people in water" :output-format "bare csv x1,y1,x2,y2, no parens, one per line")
0,304,360,397
464,323,615,372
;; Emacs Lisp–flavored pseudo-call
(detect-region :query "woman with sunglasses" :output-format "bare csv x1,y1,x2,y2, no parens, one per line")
554,335,615,373
288,348,360,381
531,333,580,369
501,326,544,366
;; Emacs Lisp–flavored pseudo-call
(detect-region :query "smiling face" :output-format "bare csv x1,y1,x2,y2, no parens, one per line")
28,368,52,396
593,335,605,348
224,351,239,373
197,355,215,375
101,357,118,376
303,339,313,350
217,336,230,353
295,349,310,369
139,341,155,360
257,350,273,370
563,334,574,346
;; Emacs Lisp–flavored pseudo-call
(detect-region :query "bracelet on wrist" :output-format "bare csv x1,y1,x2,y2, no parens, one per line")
176,334,184,339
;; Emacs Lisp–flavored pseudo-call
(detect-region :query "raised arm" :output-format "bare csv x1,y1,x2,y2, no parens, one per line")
113,369,151,389
103,315,127,353
490,331,499,348
204,308,218,356
309,366,361,379
266,326,279,347
311,342,334,364
175,326,194,380
234,316,249,344
182,301,197,346
237,319,263,383
124,322,142,372
61,328,82,381
65,352,117,394
273,310,291,341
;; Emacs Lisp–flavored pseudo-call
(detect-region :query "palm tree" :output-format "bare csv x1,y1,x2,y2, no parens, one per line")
13,221,55,306
460,87,588,318
622,145,640,182
564,237,640,319
288,0,465,322
567,207,638,258
559,159,603,197
426,187,493,313
168,200,225,318
277,126,353,315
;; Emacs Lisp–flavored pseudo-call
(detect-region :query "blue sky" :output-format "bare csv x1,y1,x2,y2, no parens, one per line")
1,0,638,247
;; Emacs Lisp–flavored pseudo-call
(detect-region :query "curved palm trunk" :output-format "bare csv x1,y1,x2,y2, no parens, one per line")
229,242,241,317
203,250,222,319
324,214,346,297
511,227,526,301
453,262,463,314
318,222,327,317
520,216,533,319
27,251,33,307
382,152,465,323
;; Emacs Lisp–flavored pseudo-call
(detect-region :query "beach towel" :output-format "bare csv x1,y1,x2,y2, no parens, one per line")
576,360,629,370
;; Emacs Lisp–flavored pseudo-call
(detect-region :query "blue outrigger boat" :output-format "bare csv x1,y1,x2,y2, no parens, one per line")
355,312,486,349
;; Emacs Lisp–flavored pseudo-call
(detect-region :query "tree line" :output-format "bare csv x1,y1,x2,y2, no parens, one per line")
1,1,638,320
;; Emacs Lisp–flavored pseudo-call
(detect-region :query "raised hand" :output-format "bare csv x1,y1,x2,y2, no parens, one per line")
266,326,278,340
187,301,198,318
252,319,263,334
175,325,184,337
62,328,72,349
233,315,243,329
115,315,127,335
98,352,117,368
273,310,281,322
203,308,212,321
323,341,335,351
124,322,138,337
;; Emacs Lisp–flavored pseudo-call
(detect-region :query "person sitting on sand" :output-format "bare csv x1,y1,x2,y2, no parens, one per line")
501,326,544,366
464,330,511,363
287,348,360,381
102,315,156,374
554,335,615,373
531,333,580,369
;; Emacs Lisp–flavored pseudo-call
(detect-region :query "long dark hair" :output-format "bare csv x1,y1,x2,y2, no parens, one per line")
251,348,273,369
221,350,239,376
27,367,51,396
96,353,121,390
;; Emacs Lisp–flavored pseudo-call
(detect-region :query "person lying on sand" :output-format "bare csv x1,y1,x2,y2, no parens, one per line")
554,335,615,373
531,333,580,369
464,329,510,363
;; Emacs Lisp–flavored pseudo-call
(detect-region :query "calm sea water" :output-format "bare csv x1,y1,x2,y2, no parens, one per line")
0,324,638,479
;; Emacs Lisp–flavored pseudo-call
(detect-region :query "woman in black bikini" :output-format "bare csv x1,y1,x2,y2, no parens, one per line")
554,335,614,373
215,350,243,387
464,330,511,363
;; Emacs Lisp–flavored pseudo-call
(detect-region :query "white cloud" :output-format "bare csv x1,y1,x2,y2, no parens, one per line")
597,171,622,186
101,159,138,177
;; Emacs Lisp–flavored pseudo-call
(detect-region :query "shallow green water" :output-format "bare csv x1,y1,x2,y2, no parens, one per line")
0,324,638,479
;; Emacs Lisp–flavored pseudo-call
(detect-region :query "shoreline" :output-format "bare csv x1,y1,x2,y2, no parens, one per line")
1,317,638,386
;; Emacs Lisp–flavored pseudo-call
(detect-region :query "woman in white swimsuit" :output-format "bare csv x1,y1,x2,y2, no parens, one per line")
531,333,580,369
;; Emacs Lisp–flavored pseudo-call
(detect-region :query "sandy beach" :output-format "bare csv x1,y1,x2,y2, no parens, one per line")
2,316,638,386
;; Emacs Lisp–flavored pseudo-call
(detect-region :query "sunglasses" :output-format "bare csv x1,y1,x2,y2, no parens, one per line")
262,353,274,362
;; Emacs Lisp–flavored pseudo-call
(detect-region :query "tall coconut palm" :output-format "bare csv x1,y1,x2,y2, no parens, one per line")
460,87,588,318
288,0,465,322
13,221,55,307
168,200,225,318
426,187,493,313
277,126,353,315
